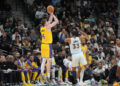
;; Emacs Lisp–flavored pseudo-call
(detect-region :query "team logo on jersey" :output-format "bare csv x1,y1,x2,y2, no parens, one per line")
41,30,45,32
73,40,78,43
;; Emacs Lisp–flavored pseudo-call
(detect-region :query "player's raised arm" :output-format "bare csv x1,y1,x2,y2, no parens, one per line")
64,38,71,44
48,14,59,28
47,13,53,24
77,27,87,40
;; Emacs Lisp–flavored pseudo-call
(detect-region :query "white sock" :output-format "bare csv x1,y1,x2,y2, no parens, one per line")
80,69,85,83
37,80,39,82
65,78,68,82
60,78,63,81
47,72,50,79
77,78,79,83
41,58,46,75
28,81,30,83
52,68,55,79
23,81,26,83
58,67,62,81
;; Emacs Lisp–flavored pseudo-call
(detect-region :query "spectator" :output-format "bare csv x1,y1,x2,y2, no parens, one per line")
58,28,68,44
12,30,21,41
107,59,120,84
93,62,105,81
30,29,38,42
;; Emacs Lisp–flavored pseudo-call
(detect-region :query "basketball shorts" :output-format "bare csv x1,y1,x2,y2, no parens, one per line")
41,44,52,58
71,53,87,67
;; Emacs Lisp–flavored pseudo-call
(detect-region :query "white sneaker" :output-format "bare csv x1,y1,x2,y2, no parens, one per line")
75,83,80,86
65,80,72,84
79,81,87,86
52,79,57,85
84,80,91,85
57,80,66,85
40,81,46,85
36,81,42,86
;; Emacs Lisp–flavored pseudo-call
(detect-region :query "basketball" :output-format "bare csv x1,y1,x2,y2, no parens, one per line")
47,5,54,14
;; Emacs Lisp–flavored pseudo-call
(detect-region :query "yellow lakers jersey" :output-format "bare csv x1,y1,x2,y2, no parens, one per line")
24,61,38,69
81,45,88,58
40,26,53,44
88,56,92,64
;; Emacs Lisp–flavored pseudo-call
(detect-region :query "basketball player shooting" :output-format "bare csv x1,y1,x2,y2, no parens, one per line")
40,5,59,81
65,28,88,85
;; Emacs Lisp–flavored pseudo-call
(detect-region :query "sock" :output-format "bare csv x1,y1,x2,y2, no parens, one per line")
60,68,63,81
41,58,46,75
65,70,69,79
28,81,30,83
77,78,79,83
80,69,85,83
36,74,41,80
52,68,55,79
58,67,62,81
65,78,68,82
72,71,77,84
27,73,30,81
47,73,50,79
47,58,51,77
32,72,38,81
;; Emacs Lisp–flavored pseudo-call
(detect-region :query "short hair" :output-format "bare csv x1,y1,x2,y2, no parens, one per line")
71,30,78,36
19,55,25,59
6,55,14,60
36,53,41,56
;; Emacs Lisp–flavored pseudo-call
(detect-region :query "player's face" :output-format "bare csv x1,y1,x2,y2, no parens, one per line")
81,39,86,44
30,56,34,61
20,57,25,62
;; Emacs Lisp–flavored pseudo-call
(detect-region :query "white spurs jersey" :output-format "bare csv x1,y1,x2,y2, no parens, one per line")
70,37,82,54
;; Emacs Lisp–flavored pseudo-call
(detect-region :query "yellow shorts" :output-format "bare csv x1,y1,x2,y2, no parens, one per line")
41,44,52,58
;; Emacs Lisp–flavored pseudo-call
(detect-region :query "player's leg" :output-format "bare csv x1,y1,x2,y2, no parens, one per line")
79,53,87,84
41,58,47,76
27,71,35,86
46,58,51,79
77,67,81,83
71,54,79,84
46,44,52,80
65,69,69,82
51,67,57,84
41,44,47,77
21,72,26,84
80,69,85,83
32,72,38,81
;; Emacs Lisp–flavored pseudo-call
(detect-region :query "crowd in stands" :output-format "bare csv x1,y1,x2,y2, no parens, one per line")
0,0,120,85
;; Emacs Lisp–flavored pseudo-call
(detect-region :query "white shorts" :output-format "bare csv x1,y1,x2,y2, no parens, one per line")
71,53,87,67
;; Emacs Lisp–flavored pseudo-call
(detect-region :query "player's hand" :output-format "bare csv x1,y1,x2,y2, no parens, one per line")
76,27,80,31
50,12,53,16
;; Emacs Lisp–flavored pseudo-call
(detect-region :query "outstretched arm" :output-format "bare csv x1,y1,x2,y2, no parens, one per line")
64,38,71,44
48,14,59,28
77,27,87,40
47,13,54,24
